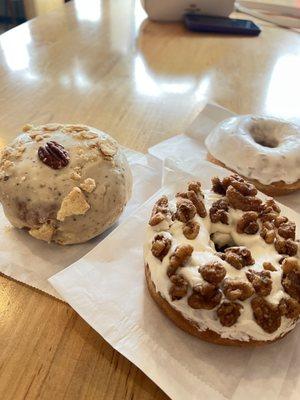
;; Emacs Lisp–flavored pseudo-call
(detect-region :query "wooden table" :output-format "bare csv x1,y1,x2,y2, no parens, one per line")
0,1,299,399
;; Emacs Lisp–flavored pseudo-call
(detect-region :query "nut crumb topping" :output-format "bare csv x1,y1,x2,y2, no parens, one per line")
80,178,96,193
57,187,90,221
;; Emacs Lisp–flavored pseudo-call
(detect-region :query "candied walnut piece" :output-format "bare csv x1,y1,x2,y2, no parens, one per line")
282,269,300,302
209,198,229,225
38,141,70,170
281,257,299,274
226,186,262,212
217,300,243,327
275,237,298,256
263,262,276,272
167,244,193,277
236,211,259,234
169,275,188,301
223,246,254,270
212,174,257,197
187,190,207,218
277,222,296,240
223,279,254,301
274,216,288,228
246,269,272,297
211,177,226,195
182,220,200,240
151,234,172,261
188,181,203,195
175,198,196,223
260,199,281,215
199,262,226,285
149,196,171,226
260,224,276,244
278,297,300,320
188,283,222,310
251,297,281,334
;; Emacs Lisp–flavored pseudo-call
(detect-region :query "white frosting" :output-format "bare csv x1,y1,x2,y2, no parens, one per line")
205,115,300,185
144,190,299,342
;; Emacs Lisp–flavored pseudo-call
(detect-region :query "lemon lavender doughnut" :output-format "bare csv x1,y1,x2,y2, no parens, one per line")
205,115,300,196
0,124,132,244
144,175,300,346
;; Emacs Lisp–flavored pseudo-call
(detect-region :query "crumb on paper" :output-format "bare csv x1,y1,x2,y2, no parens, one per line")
57,187,90,221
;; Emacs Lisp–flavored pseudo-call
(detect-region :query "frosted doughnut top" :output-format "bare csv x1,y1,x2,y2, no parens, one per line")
205,115,300,185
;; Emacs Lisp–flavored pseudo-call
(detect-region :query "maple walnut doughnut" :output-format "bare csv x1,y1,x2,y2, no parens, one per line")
0,123,132,244
205,115,300,196
144,175,300,346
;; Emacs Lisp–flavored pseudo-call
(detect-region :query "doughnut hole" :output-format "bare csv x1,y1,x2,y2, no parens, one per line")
249,123,279,148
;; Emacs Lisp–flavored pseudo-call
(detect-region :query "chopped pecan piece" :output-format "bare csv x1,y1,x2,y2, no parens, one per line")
167,244,193,277
236,212,259,234
182,220,200,240
149,196,171,226
187,190,206,218
246,269,272,296
281,257,299,274
38,141,70,169
277,222,296,240
251,297,281,333
209,199,229,225
188,283,222,310
151,234,172,261
199,262,226,285
217,300,243,327
211,177,226,195
282,269,300,302
226,186,262,212
175,198,196,223
223,246,254,270
169,275,188,301
275,237,298,256
263,262,276,272
223,279,254,301
278,297,300,320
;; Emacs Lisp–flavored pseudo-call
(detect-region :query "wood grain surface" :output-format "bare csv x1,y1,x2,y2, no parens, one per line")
0,0,299,399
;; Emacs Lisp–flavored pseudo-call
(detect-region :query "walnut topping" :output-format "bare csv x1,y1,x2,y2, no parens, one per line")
188,283,222,310
282,269,300,302
275,237,298,256
217,301,243,327
223,279,254,301
149,196,171,226
211,174,257,197
38,141,70,170
274,216,288,228
57,187,90,221
169,275,188,301
226,185,262,212
188,181,203,195
236,211,259,234
246,269,272,297
182,220,200,240
209,199,229,225
278,298,300,320
277,222,296,240
222,246,254,270
175,198,196,223
167,244,193,277
80,178,96,193
199,262,226,285
251,297,281,334
260,223,276,244
187,190,207,218
281,257,299,274
211,177,226,195
260,199,281,215
263,262,276,272
29,223,55,243
151,234,172,261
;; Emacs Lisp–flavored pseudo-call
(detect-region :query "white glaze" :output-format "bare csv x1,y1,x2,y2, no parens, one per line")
205,115,300,185
144,190,299,342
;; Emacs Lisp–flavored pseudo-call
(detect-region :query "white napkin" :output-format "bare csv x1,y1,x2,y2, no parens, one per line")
0,149,162,298
49,159,300,400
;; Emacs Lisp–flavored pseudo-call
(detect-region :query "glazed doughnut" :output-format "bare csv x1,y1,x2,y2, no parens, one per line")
144,174,300,346
0,123,132,244
205,115,300,196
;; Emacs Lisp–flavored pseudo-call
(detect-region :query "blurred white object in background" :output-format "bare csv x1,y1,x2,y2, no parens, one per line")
141,0,235,21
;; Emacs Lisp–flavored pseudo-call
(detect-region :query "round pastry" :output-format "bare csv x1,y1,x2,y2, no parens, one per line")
144,174,300,346
205,115,300,196
0,123,132,244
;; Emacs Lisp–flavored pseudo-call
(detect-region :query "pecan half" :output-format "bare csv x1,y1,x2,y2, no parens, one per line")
222,246,254,270
236,211,259,234
175,198,197,223
182,220,200,240
217,300,243,327
278,297,300,320
260,223,276,244
167,244,193,277
187,190,206,218
251,297,281,333
188,181,204,196
211,177,226,195
38,141,70,169
169,275,188,301
226,186,262,212
199,262,226,285
209,198,229,225
275,237,298,256
151,234,172,261
223,279,254,301
246,269,272,297
149,196,171,226
260,199,281,216
188,283,222,310
277,222,296,240
212,174,257,197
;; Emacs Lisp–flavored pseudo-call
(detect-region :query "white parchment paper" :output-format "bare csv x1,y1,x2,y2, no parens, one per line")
0,149,162,298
